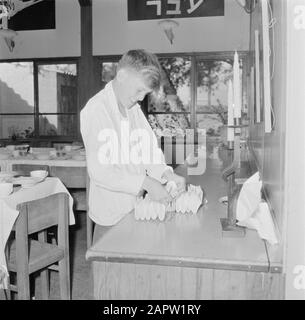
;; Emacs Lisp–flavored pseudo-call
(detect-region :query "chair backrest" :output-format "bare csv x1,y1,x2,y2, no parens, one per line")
49,166,87,188
12,164,50,176
86,172,95,249
16,193,69,235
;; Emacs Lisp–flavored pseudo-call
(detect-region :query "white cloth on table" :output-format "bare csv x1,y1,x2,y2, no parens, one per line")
0,177,75,289
0,158,86,172
80,81,172,226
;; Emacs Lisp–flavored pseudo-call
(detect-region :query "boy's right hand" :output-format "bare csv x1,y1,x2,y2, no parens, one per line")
142,176,172,205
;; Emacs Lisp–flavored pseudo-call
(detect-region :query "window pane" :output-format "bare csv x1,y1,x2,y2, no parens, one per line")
101,62,117,84
148,114,190,137
196,60,234,113
148,57,191,112
39,114,77,136
38,64,77,113
0,62,34,114
196,114,224,137
0,115,34,139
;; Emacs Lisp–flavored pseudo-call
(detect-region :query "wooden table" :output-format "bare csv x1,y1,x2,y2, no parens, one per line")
86,154,284,300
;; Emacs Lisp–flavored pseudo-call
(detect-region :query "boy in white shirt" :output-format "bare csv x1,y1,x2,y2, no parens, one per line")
81,49,185,227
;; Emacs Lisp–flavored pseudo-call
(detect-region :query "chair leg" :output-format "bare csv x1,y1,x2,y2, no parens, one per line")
17,271,30,300
58,254,70,300
38,231,50,299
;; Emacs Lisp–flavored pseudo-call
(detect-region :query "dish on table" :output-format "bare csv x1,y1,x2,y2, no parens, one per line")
0,171,18,181
72,154,86,161
0,182,13,198
12,176,46,188
33,153,50,160
0,153,11,160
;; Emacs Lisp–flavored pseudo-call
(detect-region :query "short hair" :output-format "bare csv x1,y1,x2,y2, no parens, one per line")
117,49,162,91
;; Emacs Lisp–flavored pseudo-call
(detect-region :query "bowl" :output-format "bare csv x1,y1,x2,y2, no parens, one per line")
72,154,86,161
64,145,72,152
0,171,17,181
34,153,50,160
30,170,48,179
0,182,13,198
0,153,10,160
6,145,15,151
15,144,29,151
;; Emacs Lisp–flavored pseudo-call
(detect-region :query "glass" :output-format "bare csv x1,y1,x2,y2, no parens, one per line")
148,114,191,137
0,115,34,139
148,57,191,112
101,62,118,84
196,114,224,137
38,64,77,113
196,60,234,113
39,114,77,136
0,62,34,114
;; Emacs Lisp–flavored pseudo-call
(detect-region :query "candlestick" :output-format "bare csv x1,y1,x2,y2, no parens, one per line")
233,51,241,119
227,80,234,143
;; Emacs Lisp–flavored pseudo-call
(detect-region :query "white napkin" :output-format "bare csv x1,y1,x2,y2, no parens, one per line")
237,202,278,245
236,172,262,221
236,172,278,245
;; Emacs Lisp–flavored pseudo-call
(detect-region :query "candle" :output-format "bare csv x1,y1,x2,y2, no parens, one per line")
233,51,241,119
255,30,261,122
227,80,234,142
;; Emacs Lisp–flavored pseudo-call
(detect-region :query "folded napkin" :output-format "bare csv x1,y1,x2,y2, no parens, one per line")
236,172,278,245
134,183,204,221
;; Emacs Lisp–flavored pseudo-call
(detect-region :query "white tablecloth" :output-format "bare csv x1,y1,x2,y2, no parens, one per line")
0,177,75,289
0,158,86,172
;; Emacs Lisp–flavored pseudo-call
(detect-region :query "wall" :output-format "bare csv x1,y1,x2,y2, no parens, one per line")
284,0,305,300
92,0,250,55
0,0,80,59
249,0,305,299
248,0,287,238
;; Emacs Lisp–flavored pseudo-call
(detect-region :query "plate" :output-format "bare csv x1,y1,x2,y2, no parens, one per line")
72,154,86,161
0,171,18,179
0,153,11,160
12,176,46,188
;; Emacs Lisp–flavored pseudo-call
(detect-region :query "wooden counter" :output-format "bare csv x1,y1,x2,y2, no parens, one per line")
86,152,284,300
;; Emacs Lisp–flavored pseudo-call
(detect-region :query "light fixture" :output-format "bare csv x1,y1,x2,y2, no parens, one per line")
0,28,18,52
235,0,257,14
0,0,44,52
158,19,179,45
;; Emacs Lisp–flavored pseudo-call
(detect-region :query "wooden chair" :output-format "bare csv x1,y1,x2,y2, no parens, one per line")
6,193,70,300
49,166,86,211
12,164,50,177
49,166,95,249
86,173,95,249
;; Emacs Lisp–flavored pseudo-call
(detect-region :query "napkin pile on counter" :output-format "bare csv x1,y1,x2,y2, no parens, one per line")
134,182,204,221
236,171,279,245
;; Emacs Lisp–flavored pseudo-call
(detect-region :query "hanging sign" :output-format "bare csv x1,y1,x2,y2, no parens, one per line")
128,0,224,21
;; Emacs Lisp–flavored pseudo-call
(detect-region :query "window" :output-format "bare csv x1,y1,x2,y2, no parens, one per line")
0,62,34,140
0,60,78,141
97,53,248,139
148,56,191,137
148,54,247,139
38,63,78,137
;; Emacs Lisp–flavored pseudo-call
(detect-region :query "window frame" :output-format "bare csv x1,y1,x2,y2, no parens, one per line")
96,51,250,136
0,57,79,143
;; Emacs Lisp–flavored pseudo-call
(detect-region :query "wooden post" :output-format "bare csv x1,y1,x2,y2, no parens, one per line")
78,0,100,139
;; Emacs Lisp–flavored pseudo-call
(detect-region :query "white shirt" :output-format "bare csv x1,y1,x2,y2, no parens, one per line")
80,81,172,226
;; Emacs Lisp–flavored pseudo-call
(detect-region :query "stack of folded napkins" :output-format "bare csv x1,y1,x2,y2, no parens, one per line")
175,184,203,214
134,197,166,221
134,182,204,221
